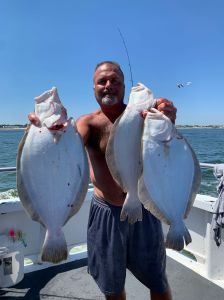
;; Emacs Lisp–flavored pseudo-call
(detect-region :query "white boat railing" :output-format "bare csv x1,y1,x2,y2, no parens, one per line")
0,166,94,189
0,167,16,172
0,163,218,173
200,163,217,169
1,162,224,286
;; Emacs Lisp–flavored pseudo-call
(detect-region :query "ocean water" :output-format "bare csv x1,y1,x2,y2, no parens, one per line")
179,128,224,197
0,129,25,197
0,128,223,199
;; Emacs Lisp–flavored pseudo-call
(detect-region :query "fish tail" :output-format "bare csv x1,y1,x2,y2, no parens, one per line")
120,193,142,224
41,229,68,263
165,222,192,251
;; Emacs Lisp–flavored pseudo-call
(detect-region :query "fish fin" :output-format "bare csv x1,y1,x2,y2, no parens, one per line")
41,229,68,263
120,194,142,224
17,133,43,223
165,222,192,251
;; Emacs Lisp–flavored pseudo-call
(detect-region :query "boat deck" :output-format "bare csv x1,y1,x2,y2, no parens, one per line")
1,256,224,300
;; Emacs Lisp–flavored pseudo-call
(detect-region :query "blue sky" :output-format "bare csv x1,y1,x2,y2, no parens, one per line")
0,0,223,125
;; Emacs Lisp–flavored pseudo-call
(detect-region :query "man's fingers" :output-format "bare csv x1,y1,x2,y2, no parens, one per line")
140,110,148,119
155,97,173,107
156,99,175,111
28,112,41,127
157,103,177,112
140,97,177,123
155,98,177,124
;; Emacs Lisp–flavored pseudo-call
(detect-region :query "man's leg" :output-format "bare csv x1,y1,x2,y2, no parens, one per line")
150,285,172,300
105,290,126,300
127,207,172,299
87,196,127,296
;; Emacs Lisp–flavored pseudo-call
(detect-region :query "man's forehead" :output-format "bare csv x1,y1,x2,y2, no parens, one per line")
94,64,123,79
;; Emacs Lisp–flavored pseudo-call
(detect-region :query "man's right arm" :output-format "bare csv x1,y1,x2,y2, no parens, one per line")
76,115,91,146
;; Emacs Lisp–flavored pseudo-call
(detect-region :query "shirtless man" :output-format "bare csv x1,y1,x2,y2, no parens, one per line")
28,61,176,299
76,61,176,300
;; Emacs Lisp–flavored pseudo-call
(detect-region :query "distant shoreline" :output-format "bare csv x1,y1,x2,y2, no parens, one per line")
176,126,224,129
0,127,26,131
0,125,224,130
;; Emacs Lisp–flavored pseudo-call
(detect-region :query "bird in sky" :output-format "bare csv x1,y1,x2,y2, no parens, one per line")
177,81,192,88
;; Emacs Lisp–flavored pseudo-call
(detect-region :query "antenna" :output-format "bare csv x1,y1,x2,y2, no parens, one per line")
117,27,134,87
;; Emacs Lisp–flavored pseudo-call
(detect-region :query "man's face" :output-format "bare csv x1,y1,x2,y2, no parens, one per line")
93,63,125,106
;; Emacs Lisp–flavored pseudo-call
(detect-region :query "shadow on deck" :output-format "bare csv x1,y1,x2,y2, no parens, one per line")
1,256,224,300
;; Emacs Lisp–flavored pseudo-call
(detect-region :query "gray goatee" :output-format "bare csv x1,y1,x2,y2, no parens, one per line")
102,95,118,106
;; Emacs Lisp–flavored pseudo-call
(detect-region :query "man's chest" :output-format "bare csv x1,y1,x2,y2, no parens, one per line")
89,123,113,153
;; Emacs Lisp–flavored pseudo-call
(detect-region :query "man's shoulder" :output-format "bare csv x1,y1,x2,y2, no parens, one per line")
76,110,103,143
76,109,104,126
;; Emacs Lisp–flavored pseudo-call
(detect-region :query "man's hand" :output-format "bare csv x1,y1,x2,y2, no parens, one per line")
28,112,41,127
141,97,177,124
155,98,176,123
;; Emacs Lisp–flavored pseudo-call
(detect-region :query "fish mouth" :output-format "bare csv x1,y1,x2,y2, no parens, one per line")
48,118,73,132
48,124,65,131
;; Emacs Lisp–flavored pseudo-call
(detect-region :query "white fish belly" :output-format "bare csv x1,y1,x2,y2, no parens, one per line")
138,117,201,251
106,82,155,195
106,111,143,223
140,138,195,219
18,124,87,229
17,86,89,263
107,111,143,190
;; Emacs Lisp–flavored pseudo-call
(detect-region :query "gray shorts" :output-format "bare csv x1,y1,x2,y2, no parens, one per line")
87,194,168,296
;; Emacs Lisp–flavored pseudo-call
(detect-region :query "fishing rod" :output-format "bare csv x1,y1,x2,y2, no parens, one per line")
117,27,134,87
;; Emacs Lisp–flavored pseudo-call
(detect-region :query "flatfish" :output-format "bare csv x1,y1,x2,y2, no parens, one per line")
106,83,155,223
138,108,201,251
17,87,89,263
